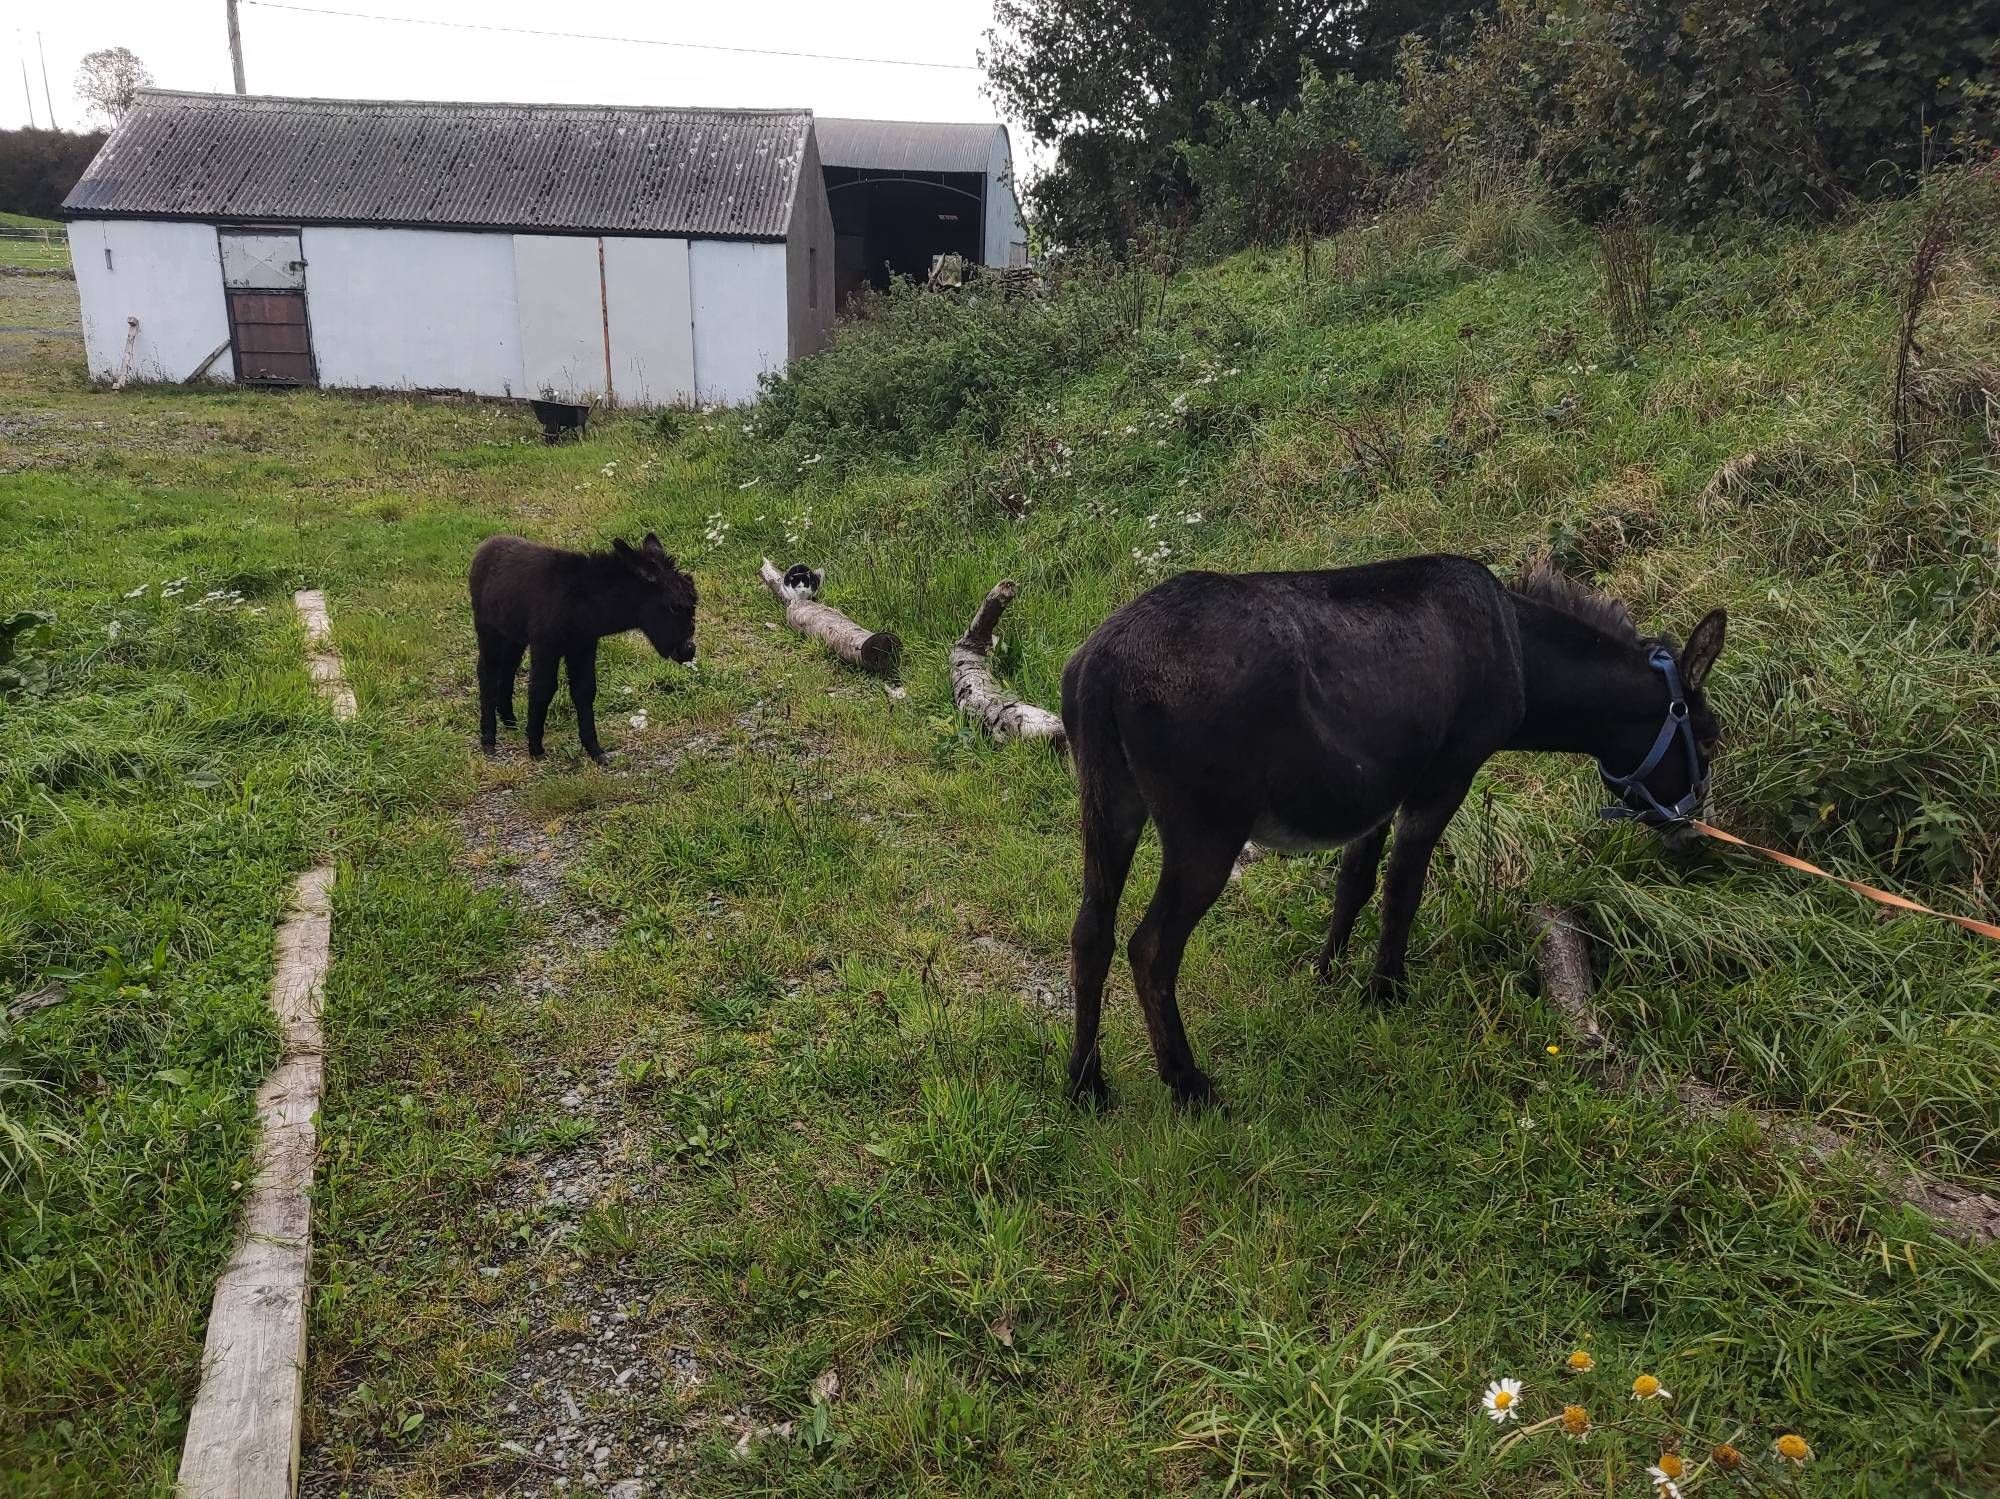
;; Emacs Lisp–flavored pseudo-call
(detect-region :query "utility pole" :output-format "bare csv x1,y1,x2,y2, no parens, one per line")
16,34,37,129
226,0,247,93
37,32,56,129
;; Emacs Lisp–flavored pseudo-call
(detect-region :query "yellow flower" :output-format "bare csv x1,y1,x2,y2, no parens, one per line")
1482,1377,1523,1423
1546,1043,1561,1055
1565,1349,1595,1373
1712,1442,1744,1471
1560,1403,1591,1440
1774,1432,1812,1465
1631,1372,1671,1401
1654,1454,1684,1480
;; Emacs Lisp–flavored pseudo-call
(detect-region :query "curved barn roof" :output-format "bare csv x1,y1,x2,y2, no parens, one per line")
815,117,1009,176
64,90,813,241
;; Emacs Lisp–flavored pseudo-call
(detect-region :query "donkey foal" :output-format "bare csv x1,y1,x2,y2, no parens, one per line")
468,532,697,763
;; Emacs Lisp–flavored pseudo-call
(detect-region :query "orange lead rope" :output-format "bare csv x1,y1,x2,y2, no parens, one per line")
1691,820,2000,942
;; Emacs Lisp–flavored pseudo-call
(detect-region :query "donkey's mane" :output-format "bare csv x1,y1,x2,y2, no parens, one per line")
1509,558,1639,644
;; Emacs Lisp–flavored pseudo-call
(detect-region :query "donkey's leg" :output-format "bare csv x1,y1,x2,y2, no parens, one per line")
1067,772,1146,1108
524,644,561,759
1128,829,1241,1107
475,626,501,751
496,639,527,729
1315,819,1391,982
1368,772,1477,1002
566,644,604,764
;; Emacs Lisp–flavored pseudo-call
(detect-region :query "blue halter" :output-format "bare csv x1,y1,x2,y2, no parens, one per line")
1599,647,1708,825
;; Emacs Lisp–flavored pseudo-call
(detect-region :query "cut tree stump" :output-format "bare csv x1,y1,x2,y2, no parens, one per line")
950,581,1065,745
758,559,901,676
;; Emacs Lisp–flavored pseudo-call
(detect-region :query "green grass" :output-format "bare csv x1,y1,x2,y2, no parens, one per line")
0,219,68,272
2,182,1997,1496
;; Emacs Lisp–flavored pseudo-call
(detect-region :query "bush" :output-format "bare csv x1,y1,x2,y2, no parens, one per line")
1399,0,2000,222
754,262,1149,462
1180,65,1407,249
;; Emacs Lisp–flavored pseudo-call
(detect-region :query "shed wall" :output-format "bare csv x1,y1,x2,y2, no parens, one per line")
786,133,836,363
985,134,1029,269
602,237,695,407
68,219,233,383
690,240,787,406
514,234,609,402
301,226,523,396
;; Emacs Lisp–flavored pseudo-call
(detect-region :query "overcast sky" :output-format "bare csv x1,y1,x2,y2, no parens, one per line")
6,0,1048,170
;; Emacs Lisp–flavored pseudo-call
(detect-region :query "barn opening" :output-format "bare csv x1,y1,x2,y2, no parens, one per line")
814,119,1030,307
825,166,984,298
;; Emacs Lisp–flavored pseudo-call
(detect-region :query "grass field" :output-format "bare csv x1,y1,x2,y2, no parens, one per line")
1,181,1996,1497
0,214,68,273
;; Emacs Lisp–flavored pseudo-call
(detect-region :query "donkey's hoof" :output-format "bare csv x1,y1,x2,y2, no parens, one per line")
1366,971,1408,1005
1066,1059,1112,1111
480,739,498,756
499,714,518,730
527,744,546,761
1312,955,1337,985
1170,1069,1218,1111
587,749,610,767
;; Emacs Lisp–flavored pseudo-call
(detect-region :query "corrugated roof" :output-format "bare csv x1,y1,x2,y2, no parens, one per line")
64,90,812,240
815,118,1006,176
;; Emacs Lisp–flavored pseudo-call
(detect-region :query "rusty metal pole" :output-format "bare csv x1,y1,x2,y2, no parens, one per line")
226,0,247,93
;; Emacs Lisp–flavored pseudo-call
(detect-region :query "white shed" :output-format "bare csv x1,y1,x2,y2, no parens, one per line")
814,118,1030,303
62,90,836,406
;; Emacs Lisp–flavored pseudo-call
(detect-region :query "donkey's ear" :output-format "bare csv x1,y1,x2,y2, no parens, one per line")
641,532,678,572
1682,608,1727,690
611,538,652,578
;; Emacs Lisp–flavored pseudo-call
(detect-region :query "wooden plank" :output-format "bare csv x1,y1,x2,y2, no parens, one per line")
228,291,307,325
176,865,334,1499
178,590,353,1497
293,590,356,721
234,323,311,357
238,352,316,385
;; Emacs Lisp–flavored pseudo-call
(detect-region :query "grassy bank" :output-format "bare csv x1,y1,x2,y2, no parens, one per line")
2,181,1996,1496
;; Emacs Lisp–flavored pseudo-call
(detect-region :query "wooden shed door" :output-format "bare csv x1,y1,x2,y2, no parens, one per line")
219,229,316,386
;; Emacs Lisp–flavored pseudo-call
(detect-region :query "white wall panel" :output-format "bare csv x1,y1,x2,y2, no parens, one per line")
68,220,233,384
514,234,607,402
601,236,694,407
690,240,788,407
300,226,523,397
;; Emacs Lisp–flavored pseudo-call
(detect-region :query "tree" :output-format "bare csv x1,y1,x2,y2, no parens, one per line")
76,48,154,128
982,0,1480,246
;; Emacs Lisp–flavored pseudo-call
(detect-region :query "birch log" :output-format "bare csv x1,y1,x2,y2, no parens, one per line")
950,581,1065,745
758,559,902,676
1530,904,1615,1056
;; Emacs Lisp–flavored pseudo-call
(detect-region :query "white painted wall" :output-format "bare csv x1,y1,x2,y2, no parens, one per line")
786,132,836,363
514,235,608,402
302,227,524,397
68,219,234,384
601,237,694,407
690,239,788,406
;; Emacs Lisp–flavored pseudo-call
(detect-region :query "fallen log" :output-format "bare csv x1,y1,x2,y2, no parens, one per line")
758,559,901,676
950,581,1065,745
1530,904,1614,1056
1529,901,1996,1244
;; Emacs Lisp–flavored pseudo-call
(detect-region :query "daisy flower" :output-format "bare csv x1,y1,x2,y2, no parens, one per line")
1565,1349,1595,1373
1648,1454,1686,1495
1711,1442,1744,1471
1559,1404,1591,1441
1481,1377,1522,1423
1773,1433,1812,1465
1631,1372,1671,1401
